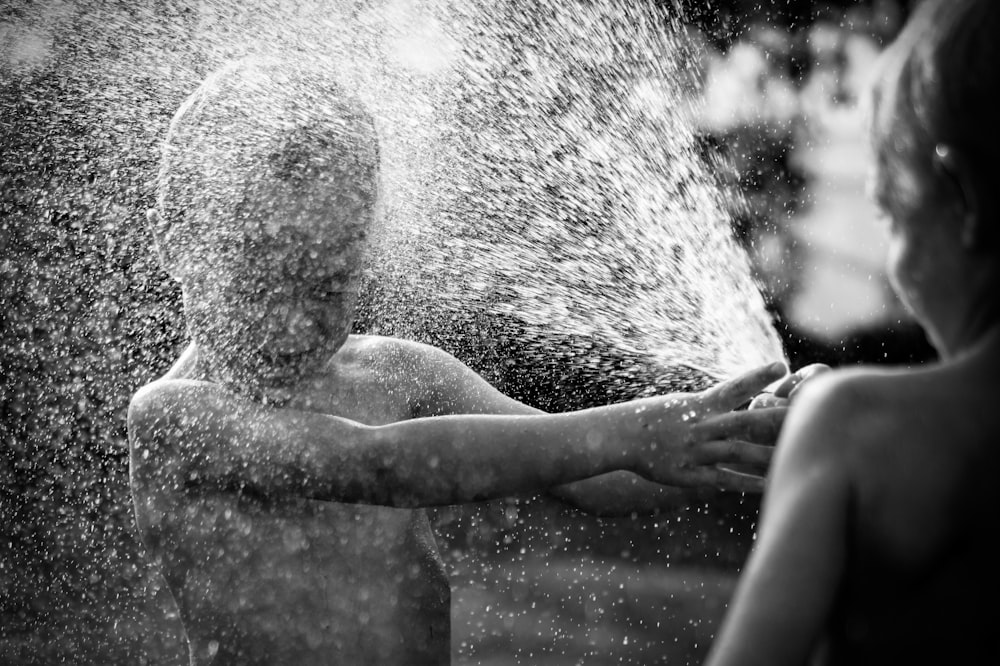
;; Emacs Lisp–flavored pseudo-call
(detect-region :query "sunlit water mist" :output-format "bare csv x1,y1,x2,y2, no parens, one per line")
391,0,787,382
365,0,788,383
7,0,782,383
3,0,781,662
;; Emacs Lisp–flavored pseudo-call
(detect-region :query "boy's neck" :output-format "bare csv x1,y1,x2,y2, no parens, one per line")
189,340,303,407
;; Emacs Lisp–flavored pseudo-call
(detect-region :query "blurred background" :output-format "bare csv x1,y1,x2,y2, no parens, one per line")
681,0,934,369
2,1,935,665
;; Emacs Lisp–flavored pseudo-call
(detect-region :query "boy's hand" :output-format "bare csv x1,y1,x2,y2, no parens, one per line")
626,362,789,493
747,362,832,409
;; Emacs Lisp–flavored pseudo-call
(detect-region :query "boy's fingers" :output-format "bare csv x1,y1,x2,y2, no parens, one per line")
703,362,788,411
769,374,800,399
690,466,766,494
748,393,785,410
693,440,773,467
693,407,787,444
774,363,832,398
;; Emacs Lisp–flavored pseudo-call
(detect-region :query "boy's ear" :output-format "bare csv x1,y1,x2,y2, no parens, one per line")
934,144,983,250
146,208,180,278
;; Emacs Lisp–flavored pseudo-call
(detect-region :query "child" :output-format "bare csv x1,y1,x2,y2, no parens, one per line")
129,58,791,665
704,1,1000,664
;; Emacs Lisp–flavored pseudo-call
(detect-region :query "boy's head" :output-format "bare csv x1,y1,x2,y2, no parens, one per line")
867,0,999,343
150,57,380,389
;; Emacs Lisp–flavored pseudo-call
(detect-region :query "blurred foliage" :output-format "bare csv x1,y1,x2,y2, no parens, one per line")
683,0,937,369
696,125,808,308
678,0,914,47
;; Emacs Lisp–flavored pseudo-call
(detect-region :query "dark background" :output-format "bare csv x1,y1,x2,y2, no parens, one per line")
1,1,933,664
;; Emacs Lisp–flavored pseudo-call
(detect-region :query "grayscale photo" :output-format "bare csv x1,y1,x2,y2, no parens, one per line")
2,0,995,664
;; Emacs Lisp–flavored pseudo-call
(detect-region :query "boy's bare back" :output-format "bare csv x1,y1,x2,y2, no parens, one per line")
704,338,1000,666
796,354,1000,663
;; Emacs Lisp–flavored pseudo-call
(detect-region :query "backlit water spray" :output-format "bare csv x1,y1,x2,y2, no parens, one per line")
7,0,782,382
369,0,786,383
3,0,784,662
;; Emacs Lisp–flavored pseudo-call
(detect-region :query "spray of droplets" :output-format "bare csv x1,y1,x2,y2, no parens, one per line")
2,1,783,662
20,0,783,384
368,0,788,382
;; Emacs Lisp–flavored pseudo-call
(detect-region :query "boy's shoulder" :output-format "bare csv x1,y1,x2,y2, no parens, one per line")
782,366,914,465
343,333,431,356
342,335,483,416
126,376,214,449
127,377,180,431
343,334,464,372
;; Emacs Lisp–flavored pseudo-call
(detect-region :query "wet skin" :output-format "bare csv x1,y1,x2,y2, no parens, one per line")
131,338,451,666
135,199,458,664
129,311,791,665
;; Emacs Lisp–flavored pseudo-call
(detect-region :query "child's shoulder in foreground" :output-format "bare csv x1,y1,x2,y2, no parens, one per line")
777,366,914,462
781,360,999,559
781,359,996,463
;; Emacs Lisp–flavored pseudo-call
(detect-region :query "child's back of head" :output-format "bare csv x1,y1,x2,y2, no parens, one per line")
870,0,1000,237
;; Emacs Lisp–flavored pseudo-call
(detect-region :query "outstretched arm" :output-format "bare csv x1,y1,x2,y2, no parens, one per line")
407,343,788,515
128,368,782,508
703,373,854,666
130,378,635,507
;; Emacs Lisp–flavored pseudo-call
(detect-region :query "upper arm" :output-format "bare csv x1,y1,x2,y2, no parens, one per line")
706,373,863,666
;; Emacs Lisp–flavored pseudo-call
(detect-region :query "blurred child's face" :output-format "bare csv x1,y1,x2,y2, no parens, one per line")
179,180,373,388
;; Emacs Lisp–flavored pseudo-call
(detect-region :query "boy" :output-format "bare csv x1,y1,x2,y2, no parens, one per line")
704,1,1000,664
129,58,789,665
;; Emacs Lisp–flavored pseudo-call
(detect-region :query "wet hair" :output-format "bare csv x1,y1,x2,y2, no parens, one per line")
869,0,999,211
155,57,380,266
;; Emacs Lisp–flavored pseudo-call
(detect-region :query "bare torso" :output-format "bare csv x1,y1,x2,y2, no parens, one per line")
130,335,450,665
819,351,1000,664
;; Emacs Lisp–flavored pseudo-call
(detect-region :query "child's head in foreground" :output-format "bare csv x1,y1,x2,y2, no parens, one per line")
150,57,380,389
867,0,999,353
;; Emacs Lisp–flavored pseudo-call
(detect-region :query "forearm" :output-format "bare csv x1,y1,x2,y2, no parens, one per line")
349,412,635,506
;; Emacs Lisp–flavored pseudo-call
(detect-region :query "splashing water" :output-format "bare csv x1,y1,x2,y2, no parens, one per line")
352,0,786,383
12,0,782,383
2,0,785,662
371,0,787,382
